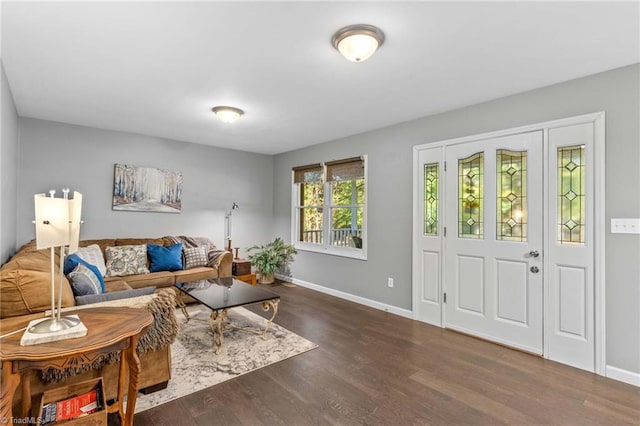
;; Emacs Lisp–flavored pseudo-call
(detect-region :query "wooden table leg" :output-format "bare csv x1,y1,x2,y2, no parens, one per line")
1,360,20,423
123,335,141,426
116,348,127,419
20,370,31,417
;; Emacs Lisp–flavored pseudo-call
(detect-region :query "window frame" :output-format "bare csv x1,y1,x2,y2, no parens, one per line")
291,156,367,260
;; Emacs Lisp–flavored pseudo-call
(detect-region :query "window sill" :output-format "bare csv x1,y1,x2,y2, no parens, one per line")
294,243,367,261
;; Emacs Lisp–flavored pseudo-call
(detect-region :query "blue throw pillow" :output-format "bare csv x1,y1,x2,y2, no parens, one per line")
147,243,183,272
64,253,106,293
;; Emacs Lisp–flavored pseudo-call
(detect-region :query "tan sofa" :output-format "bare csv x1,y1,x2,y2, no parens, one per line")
0,236,232,412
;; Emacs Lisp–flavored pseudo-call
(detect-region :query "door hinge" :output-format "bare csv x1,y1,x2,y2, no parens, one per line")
444,161,447,171
444,226,447,237
443,292,447,303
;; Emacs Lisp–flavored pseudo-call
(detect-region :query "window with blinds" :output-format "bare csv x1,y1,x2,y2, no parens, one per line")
292,156,367,258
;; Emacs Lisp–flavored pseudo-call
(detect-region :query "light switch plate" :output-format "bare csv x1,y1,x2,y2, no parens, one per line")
611,218,640,234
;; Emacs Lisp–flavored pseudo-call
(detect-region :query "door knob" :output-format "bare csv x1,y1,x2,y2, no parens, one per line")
530,266,540,273
529,250,540,258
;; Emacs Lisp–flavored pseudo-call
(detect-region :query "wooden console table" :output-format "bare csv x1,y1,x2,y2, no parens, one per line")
0,307,152,425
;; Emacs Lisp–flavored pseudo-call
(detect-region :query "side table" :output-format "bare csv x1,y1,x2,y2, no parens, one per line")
0,307,152,425
232,258,256,285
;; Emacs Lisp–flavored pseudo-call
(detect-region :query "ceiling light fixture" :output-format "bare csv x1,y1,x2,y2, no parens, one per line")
331,24,385,62
212,106,244,123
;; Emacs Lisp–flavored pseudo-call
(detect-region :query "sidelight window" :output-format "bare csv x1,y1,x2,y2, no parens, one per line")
424,163,439,235
557,145,586,244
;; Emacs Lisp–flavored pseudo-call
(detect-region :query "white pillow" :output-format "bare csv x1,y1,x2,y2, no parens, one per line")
75,244,107,276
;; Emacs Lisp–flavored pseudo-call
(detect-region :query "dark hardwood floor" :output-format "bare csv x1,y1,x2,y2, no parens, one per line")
134,281,640,425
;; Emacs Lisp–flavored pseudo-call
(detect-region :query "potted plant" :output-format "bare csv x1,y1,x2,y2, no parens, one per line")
247,237,297,284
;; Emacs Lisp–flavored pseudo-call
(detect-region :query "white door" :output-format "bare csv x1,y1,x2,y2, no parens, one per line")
444,131,544,354
546,122,596,371
413,146,443,326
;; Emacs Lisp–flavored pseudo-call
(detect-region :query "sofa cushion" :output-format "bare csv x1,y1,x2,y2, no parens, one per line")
105,244,149,277
75,286,156,305
79,239,116,258
74,244,107,276
67,263,103,297
103,278,133,292
64,253,106,293
183,246,208,269
0,270,75,318
148,243,183,272
173,267,218,283
116,238,164,247
4,249,61,273
124,271,175,289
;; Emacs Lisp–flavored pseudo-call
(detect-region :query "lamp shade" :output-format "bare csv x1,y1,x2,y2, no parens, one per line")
34,191,83,252
68,192,83,254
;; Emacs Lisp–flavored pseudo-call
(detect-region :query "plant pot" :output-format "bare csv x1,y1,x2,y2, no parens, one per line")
258,272,275,284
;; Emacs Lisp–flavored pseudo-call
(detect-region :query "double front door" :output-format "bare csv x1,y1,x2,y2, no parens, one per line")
414,119,597,371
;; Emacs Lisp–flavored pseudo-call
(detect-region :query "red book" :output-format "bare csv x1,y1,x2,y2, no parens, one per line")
42,387,103,424
55,388,101,421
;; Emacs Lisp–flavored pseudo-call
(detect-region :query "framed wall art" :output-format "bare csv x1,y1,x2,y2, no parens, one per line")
112,163,182,213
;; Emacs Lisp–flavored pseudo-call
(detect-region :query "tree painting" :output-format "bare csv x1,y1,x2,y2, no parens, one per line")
113,164,182,213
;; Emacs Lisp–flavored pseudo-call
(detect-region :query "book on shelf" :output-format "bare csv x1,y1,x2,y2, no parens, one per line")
41,386,104,425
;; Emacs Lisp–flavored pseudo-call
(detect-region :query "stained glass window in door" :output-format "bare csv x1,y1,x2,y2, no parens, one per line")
558,145,586,244
497,150,527,241
459,152,484,238
424,163,439,235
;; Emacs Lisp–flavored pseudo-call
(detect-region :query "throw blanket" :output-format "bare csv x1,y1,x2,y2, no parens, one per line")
42,288,179,383
166,235,228,271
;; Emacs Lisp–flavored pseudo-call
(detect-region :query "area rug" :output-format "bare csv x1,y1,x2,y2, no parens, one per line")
135,305,318,413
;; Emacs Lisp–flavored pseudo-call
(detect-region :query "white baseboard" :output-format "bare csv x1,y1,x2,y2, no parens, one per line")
275,274,413,319
606,365,640,387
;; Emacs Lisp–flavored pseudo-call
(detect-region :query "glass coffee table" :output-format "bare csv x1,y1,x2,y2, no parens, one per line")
174,277,280,354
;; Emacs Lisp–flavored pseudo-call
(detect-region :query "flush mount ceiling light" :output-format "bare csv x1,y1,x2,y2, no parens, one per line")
211,106,244,123
331,24,385,62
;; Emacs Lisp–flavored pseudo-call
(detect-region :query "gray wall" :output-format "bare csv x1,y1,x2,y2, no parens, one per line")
0,60,19,263
16,118,274,257
273,64,640,374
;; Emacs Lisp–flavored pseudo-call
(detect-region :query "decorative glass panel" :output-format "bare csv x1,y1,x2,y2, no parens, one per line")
459,152,484,238
496,150,527,241
558,145,586,244
424,163,439,235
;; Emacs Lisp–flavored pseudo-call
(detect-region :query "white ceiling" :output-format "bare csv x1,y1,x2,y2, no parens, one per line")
2,1,638,155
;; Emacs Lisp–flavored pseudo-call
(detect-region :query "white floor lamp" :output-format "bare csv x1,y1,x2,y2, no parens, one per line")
224,202,239,255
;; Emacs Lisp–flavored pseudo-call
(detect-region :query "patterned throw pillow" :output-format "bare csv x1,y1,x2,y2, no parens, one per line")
75,244,107,276
67,263,103,297
105,244,149,277
183,246,208,269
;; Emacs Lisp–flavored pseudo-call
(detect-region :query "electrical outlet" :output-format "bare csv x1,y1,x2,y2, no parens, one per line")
611,218,640,234
387,277,394,288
